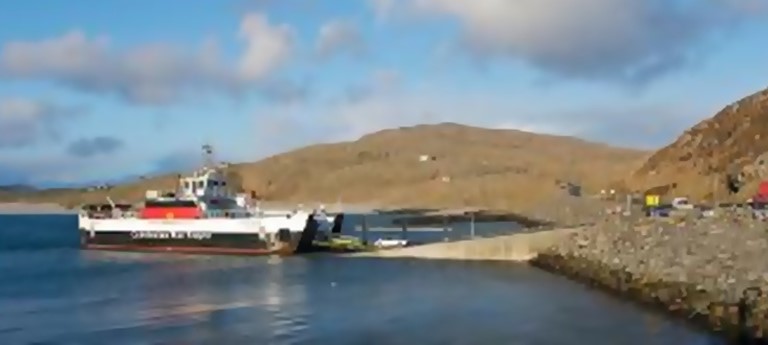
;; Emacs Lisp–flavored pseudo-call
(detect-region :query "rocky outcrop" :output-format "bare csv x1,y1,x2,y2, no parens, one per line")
628,87,768,201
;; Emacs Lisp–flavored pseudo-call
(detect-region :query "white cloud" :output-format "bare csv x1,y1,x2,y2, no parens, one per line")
315,20,366,58
0,98,82,148
375,0,766,83
0,13,295,105
239,13,295,81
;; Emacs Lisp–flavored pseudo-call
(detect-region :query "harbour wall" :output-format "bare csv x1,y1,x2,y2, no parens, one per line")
526,213,768,343
530,252,768,343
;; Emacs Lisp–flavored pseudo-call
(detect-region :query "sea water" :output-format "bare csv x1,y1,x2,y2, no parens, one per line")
0,215,722,344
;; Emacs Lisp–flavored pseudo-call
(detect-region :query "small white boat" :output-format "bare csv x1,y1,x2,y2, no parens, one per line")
374,238,408,248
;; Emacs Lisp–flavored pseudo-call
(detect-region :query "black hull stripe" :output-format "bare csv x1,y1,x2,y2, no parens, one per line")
83,243,292,256
81,231,297,251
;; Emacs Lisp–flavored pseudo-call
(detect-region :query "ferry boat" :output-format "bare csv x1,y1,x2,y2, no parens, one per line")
77,145,344,256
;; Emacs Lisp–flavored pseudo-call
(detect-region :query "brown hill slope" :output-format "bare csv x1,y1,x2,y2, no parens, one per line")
627,87,768,201
1,123,647,211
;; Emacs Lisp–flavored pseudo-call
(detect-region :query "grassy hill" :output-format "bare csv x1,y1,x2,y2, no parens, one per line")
625,87,768,202
0,123,648,212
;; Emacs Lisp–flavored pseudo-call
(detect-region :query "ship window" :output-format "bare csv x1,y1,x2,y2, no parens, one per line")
197,181,204,189
221,181,227,187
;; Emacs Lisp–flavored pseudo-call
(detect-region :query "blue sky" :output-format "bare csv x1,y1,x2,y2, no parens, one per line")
1,0,768,186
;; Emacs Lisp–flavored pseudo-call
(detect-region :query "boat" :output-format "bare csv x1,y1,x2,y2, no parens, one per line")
373,237,408,248
77,144,344,256
312,234,366,252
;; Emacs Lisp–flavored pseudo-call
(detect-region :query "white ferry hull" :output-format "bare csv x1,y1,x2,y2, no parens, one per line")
80,231,295,255
78,214,342,256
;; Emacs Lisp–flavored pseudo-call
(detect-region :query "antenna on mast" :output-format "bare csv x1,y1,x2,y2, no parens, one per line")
202,144,215,168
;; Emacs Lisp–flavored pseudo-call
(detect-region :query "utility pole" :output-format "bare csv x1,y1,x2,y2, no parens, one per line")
361,215,369,246
469,212,475,239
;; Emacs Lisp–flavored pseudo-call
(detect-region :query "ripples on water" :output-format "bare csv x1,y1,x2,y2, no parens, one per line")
0,215,723,344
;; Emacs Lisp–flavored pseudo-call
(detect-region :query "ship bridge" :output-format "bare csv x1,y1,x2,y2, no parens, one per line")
174,144,250,214
179,168,229,200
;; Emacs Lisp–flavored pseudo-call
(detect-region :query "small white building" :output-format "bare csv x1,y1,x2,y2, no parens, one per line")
419,154,436,162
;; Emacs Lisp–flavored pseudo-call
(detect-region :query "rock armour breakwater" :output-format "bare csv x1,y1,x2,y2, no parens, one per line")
531,212,768,343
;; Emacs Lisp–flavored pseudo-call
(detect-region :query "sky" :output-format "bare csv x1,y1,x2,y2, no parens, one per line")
1,0,768,187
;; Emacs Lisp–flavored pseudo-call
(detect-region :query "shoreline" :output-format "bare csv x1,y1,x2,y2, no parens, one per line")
0,202,77,215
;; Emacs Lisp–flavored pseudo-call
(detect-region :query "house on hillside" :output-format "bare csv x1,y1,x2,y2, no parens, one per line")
419,154,436,162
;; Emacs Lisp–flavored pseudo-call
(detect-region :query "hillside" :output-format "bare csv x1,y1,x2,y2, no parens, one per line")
0,184,36,193
0,123,648,212
626,87,768,201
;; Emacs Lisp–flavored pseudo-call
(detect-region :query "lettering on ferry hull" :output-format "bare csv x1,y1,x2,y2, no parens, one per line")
129,231,213,240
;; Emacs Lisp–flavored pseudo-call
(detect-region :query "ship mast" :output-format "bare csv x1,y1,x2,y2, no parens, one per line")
202,144,215,169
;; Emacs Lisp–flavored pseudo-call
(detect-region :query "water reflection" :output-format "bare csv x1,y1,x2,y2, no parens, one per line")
263,256,310,342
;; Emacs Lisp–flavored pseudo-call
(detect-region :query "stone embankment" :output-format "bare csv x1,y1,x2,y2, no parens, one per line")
531,209,768,343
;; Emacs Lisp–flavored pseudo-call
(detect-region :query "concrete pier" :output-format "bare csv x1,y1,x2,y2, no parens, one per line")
354,227,579,261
